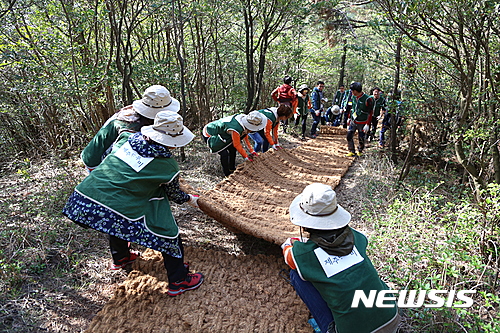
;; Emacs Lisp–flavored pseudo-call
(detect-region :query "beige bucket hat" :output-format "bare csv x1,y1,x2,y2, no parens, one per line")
289,183,351,230
133,85,180,119
241,111,266,132
141,111,194,147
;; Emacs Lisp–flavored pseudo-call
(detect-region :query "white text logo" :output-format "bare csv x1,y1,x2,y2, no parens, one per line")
351,290,476,308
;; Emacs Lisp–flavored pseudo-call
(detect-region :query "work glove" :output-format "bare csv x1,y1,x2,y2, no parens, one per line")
281,238,294,250
347,119,351,126
315,110,320,116
250,151,259,157
245,156,253,162
188,194,199,208
363,124,369,133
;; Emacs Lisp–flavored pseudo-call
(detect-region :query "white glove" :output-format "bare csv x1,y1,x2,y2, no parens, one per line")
188,194,199,208
315,110,320,116
347,119,351,126
377,115,382,121
281,238,293,250
363,124,369,133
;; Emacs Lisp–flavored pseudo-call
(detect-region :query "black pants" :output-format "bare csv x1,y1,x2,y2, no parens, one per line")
295,114,308,137
346,122,366,153
218,145,237,176
109,235,187,283
203,134,236,177
369,117,379,140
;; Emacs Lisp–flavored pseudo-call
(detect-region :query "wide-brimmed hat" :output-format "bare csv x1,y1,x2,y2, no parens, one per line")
298,84,310,93
289,183,351,230
133,85,180,119
241,111,266,132
331,105,341,115
141,111,194,147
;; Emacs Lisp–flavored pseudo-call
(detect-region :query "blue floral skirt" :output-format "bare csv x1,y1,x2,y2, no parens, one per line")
62,191,182,258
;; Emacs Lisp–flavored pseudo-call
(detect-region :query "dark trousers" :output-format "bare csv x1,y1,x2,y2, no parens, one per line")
290,269,334,333
219,145,237,176
369,117,379,140
311,112,322,136
380,113,392,146
346,122,366,153
109,235,187,283
295,114,308,137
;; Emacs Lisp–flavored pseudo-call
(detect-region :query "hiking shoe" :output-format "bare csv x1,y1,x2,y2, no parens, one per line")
110,250,141,270
168,272,204,296
356,151,363,156
345,152,356,157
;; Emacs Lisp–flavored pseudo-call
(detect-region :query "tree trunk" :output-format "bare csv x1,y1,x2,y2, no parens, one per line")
338,41,347,88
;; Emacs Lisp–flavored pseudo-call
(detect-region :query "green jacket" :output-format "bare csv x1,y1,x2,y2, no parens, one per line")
292,228,397,333
204,114,246,153
258,108,278,127
351,93,374,124
81,119,142,169
76,132,180,238
297,94,310,117
373,96,387,118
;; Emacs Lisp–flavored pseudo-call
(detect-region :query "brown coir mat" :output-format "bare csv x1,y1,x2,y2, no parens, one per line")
197,126,353,245
85,247,311,333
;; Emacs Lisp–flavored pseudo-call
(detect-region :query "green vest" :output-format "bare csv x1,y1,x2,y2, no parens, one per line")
76,133,180,238
258,108,278,127
292,229,397,333
373,96,387,117
297,95,310,117
351,93,374,124
204,114,245,153
81,119,142,168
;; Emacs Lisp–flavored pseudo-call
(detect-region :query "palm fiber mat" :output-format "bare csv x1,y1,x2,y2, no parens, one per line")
197,126,353,245
86,126,353,333
85,247,311,333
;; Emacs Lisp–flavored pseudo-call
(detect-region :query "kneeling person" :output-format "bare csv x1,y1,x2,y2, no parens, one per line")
282,183,400,333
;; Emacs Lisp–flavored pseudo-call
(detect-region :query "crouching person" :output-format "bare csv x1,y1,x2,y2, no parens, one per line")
282,183,400,333
63,111,203,297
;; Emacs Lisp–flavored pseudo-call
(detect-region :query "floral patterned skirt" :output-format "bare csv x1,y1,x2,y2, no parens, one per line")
62,191,182,258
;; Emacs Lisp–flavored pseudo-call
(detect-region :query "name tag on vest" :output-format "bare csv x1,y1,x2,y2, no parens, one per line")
114,142,154,172
314,246,364,278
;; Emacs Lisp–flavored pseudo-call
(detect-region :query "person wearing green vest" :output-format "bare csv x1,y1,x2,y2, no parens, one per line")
203,111,266,176
294,84,312,140
346,82,374,157
81,85,180,172
63,111,204,297
367,87,387,143
249,104,293,152
282,183,400,333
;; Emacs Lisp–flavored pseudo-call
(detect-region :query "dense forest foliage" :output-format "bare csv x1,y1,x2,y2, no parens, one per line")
0,0,499,331
1,0,499,196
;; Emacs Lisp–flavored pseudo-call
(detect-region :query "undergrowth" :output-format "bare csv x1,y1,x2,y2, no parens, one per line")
359,150,500,333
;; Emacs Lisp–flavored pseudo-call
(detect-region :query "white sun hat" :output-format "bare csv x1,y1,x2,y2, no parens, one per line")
331,105,341,115
132,85,180,119
241,111,266,132
289,183,351,230
141,111,194,147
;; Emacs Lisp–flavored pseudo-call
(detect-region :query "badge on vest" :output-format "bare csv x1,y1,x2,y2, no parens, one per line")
314,246,364,278
114,142,154,172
